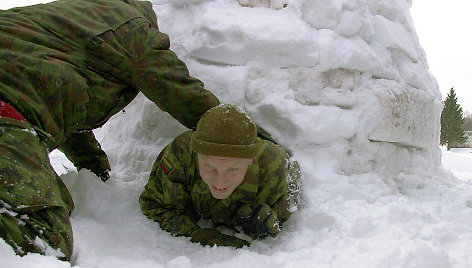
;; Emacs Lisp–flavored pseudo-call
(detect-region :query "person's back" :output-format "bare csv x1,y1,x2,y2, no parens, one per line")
0,0,142,146
0,0,218,149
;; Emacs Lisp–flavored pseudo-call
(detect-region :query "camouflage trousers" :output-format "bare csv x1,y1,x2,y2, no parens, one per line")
0,117,74,260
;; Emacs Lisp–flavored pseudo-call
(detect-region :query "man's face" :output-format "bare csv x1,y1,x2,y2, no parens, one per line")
197,154,253,200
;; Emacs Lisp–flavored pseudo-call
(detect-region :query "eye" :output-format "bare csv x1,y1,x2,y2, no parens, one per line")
228,167,239,172
204,164,215,171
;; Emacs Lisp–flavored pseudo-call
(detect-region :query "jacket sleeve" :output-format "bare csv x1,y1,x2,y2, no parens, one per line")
132,28,220,129
232,146,298,239
105,18,220,129
139,139,200,237
258,144,297,225
58,131,111,178
271,156,302,224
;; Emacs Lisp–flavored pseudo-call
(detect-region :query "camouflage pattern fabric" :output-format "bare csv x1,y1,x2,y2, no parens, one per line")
0,0,219,150
190,228,249,248
234,203,280,237
0,204,72,261
0,117,73,259
58,131,111,182
139,131,301,246
0,0,219,259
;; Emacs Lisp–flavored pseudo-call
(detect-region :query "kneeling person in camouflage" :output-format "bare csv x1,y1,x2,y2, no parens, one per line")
139,104,300,247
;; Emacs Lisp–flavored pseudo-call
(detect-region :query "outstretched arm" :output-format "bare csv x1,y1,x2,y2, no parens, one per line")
131,28,220,129
86,17,219,129
120,19,220,129
58,131,110,182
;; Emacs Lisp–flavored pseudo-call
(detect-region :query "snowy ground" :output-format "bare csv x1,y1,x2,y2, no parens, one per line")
1,143,472,268
442,148,472,183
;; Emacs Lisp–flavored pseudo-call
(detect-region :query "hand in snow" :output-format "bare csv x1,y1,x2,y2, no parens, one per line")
93,169,110,182
81,157,111,182
78,157,111,182
81,162,110,182
235,203,280,238
190,228,250,248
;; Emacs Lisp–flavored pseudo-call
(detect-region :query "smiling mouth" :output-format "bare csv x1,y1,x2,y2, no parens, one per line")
212,186,228,192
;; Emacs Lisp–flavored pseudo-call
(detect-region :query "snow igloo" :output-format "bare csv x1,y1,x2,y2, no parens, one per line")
100,0,443,191
51,0,468,266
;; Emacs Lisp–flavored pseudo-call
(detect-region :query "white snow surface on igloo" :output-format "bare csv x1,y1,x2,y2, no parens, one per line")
147,0,443,170
5,0,472,267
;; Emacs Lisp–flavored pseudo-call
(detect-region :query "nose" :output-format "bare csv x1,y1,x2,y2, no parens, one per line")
212,173,227,188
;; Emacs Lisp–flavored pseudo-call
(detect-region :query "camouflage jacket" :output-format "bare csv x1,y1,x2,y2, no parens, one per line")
139,131,296,238
0,0,219,161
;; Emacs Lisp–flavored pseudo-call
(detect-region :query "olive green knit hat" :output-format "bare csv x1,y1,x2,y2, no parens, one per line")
190,104,260,158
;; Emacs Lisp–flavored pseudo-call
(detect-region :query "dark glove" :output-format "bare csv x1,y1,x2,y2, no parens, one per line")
77,159,110,182
78,154,111,182
190,228,250,248
58,131,111,182
235,203,280,238
92,168,110,182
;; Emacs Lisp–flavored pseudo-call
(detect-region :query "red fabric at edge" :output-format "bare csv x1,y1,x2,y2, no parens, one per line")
0,101,26,122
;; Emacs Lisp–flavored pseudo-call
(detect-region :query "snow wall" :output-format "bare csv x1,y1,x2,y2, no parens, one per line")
98,0,445,200
99,0,445,188
8,0,472,267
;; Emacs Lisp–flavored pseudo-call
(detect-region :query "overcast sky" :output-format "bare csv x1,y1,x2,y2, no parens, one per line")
411,0,472,113
1,0,471,112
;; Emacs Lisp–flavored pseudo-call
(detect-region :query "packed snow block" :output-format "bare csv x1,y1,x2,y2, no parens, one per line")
301,0,342,29
236,0,270,8
372,15,418,62
366,0,412,23
317,32,399,80
336,10,364,37
244,67,363,145
368,81,442,149
367,0,394,18
389,49,421,89
185,60,248,105
188,7,316,67
286,68,369,109
159,0,209,8
236,0,287,8
252,99,359,146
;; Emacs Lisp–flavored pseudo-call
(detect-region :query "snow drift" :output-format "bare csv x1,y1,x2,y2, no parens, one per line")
5,0,472,267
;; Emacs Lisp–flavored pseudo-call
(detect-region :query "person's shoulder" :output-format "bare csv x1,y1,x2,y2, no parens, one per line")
159,131,196,178
166,130,193,156
257,139,289,160
172,130,193,145
255,139,290,176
